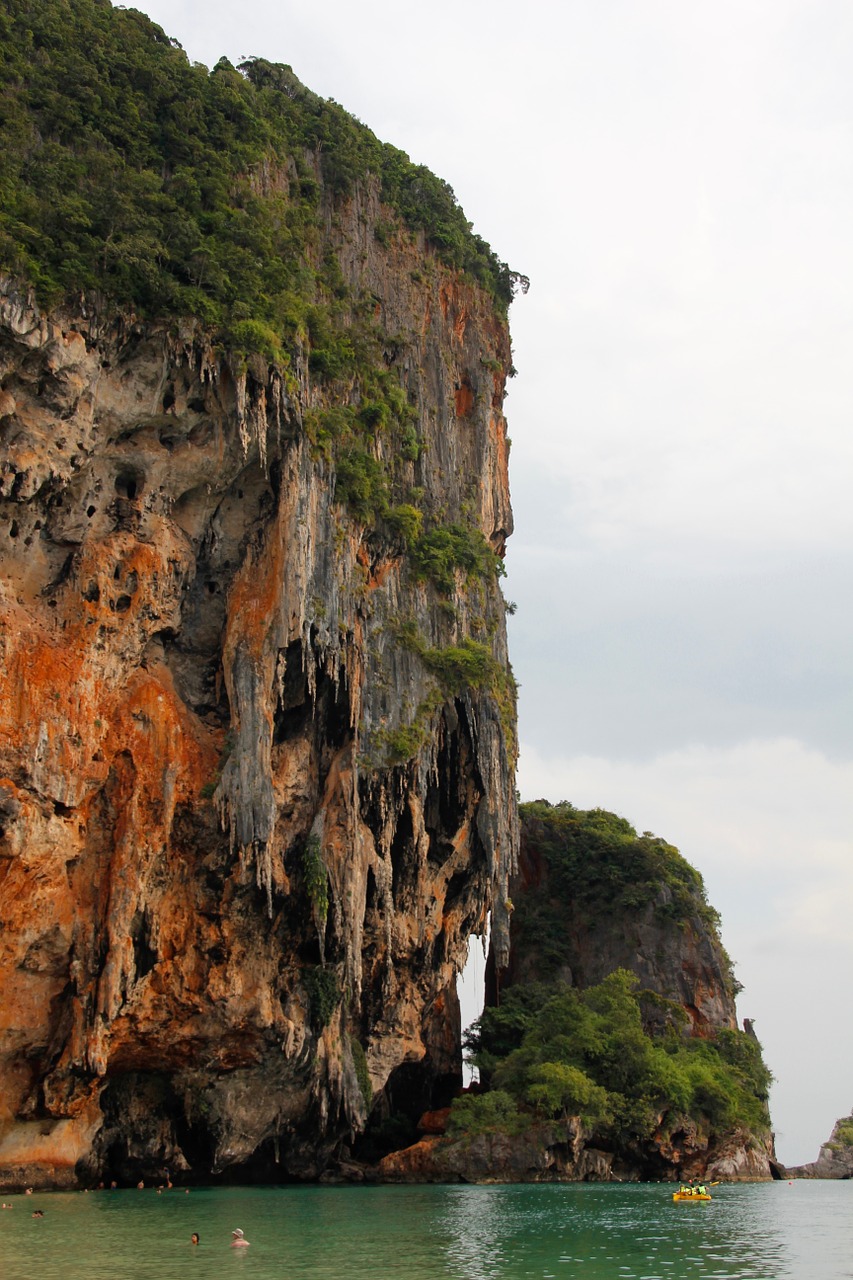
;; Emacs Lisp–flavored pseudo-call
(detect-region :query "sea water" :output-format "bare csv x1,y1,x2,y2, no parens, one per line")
0,1180,850,1280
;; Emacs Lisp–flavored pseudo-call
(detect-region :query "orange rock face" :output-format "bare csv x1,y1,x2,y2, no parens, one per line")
0,192,518,1189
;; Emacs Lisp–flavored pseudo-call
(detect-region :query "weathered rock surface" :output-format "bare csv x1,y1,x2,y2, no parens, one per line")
785,1112,853,1179
379,1118,615,1184
378,1116,775,1184
496,810,739,1036
0,185,518,1189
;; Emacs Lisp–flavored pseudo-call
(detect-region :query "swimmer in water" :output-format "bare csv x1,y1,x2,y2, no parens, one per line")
230,1228,250,1247
191,1233,200,1245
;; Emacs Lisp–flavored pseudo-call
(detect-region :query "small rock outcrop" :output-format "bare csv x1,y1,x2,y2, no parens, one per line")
785,1113,853,1179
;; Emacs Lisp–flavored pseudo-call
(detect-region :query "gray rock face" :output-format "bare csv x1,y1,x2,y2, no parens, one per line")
499,813,739,1035
786,1113,853,1179
379,1119,615,1183
0,179,518,1188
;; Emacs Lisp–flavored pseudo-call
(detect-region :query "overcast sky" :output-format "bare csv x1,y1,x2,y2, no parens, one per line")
135,0,852,1167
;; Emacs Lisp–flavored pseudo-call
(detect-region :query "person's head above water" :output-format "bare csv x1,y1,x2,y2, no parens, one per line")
191,1233,200,1245
231,1228,250,1247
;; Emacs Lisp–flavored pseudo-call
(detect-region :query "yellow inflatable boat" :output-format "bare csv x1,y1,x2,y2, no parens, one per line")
672,1190,712,1202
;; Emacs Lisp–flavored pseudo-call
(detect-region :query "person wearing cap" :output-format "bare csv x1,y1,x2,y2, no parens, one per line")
231,1228,250,1248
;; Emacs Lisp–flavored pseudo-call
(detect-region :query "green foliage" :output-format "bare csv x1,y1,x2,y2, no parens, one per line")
713,1028,773,1102
376,688,443,766
411,523,504,595
301,833,329,926
520,800,711,922
358,399,390,432
304,406,357,457
385,503,423,546
458,970,773,1146
350,1039,373,1111
447,1090,531,1138
461,983,548,1077
399,425,421,461
226,319,286,366
515,800,738,993
395,623,500,694
382,719,430,765
834,1117,853,1147
423,638,496,688
0,0,522,680
0,0,517,337
303,965,339,1031
391,621,517,751
333,448,389,522
524,1062,613,1126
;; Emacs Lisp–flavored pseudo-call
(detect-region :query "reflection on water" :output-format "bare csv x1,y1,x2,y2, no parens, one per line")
0,1180,850,1280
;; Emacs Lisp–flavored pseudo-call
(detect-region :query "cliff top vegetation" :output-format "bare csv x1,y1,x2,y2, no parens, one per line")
519,799,716,922
0,0,518,640
0,0,520,333
515,799,739,993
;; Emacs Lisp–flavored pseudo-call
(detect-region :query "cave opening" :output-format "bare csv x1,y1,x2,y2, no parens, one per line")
389,802,415,906
273,641,309,742
317,666,351,752
130,909,158,983
98,1073,185,1185
365,865,378,914
114,470,142,500
273,643,351,755
424,700,473,865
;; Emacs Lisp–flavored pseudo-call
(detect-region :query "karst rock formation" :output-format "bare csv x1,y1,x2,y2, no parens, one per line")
0,0,777,1192
0,208,518,1186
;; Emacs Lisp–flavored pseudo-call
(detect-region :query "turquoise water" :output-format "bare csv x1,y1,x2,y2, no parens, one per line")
0,1181,850,1280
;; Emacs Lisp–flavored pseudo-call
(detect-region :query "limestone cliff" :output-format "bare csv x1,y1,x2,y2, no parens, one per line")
0,192,517,1185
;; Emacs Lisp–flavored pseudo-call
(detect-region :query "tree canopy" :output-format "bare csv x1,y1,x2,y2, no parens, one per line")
455,970,772,1145
0,0,517,328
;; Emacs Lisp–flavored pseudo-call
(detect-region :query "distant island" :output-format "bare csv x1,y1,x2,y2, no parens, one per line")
784,1113,853,1179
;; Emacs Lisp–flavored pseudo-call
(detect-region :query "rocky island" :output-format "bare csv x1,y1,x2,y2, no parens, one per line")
785,1113,853,1179
0,0,774,1188
380,801,779,1183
